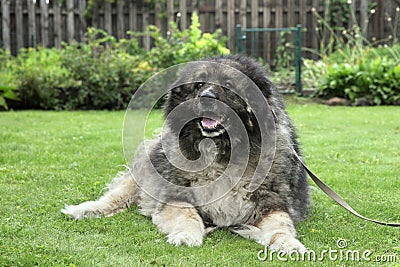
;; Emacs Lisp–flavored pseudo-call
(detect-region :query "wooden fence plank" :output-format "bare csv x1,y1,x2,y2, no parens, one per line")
179,0,187,30
91,1,99,29
360,0,368,36
142,3,150,50
372,0,385,40
27,0,36,47
104,1,112,35
288,0,295,27
1,0,11,50
240,0,247,28
200,0,209,31
350,0,357,27
66,0,74,43
117,0,124,39
311,0,319,58
79,0,87,42
226,0,234,51
263,0,271,62
215,0,222,28
129,0,137,32
15,0,24,51
191,0,198,14
251,0,258,27
274,0,283,57
299,0,306,26
275,0,283,28
250,0,258,56
167,0,174,30
53,1,62,48
155,2,162,30
40,0,49,47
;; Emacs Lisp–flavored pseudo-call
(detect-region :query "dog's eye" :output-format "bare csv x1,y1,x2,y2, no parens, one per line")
196,82,204,89
225,81,232,88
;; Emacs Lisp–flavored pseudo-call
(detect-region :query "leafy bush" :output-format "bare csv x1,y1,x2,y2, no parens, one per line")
12,48,79,110
0,50,18,110
139,12,229,69
1,12,229,110
314,54,400,105
304,2,400,105
60,28,150,110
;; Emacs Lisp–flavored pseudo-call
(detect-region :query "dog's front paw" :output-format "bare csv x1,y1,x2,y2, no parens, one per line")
61,201,101,220
167,229,204,247
269,233,306,254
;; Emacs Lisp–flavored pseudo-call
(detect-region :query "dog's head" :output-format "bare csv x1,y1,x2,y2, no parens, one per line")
164,55,274,142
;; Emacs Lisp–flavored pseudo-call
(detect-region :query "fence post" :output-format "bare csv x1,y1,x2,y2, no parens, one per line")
1,0,10,50
294,24,303,95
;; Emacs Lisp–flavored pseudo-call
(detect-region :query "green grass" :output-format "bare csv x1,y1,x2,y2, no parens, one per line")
1,104,400,266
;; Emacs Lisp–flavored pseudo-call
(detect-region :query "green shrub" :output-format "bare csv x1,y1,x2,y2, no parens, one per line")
315,55,400,105
12,48,79,110
60,28,150,110
304,2,400,105
0,50,18,110
1,12,229,110
138,12,229,69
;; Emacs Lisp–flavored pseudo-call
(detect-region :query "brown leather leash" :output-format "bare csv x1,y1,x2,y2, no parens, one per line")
293,150,400,227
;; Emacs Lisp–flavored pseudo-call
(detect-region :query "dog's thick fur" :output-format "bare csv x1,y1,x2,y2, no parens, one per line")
62,55,310,253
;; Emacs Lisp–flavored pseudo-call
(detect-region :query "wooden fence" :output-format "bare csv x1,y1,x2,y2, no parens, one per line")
1,0,399,61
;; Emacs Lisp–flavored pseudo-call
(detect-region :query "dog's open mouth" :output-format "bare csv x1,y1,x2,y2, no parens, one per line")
199,117,225,137
201,117,221,130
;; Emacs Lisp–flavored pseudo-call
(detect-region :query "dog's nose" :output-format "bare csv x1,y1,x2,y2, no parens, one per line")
194,88,218,115
199,90,217,99
198,86,217,99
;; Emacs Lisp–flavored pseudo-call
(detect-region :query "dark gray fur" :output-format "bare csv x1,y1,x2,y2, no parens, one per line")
140,55,309,226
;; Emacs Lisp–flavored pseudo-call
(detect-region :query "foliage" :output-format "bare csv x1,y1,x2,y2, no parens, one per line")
60,28,149,110
311,0,378,56
303,1,400,105
307,44,400,105
0,50,18,110
140,12,229,69
274,32,295,71
326,0,351,27
315,54,400,105
0,13,229,110
11,48,79,110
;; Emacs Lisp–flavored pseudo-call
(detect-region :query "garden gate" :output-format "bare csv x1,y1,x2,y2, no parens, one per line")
236,24,303,94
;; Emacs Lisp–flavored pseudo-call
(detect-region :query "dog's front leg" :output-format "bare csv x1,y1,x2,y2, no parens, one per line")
256,211,306,253
152,202,205,247
231,211,306,254
62,171,138,220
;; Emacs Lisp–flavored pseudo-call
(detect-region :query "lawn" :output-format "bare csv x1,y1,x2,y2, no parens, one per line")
1,101,399,266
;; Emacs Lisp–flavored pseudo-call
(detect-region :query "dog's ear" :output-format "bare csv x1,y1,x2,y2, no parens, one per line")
254,75,274,99
164,86,179,117
163,84,192,117
223,54,274,98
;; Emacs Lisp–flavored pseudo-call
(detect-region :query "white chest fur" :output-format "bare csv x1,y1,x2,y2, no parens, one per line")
191,170,255,226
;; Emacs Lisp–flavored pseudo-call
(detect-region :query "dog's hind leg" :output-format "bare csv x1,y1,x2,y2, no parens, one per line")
151,202,206,247
61,171,138,220
230,211,306,254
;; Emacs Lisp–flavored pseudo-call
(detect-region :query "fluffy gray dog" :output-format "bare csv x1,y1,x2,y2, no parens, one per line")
62,55,309,253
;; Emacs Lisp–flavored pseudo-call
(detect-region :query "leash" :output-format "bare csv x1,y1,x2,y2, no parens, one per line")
293,150,400,227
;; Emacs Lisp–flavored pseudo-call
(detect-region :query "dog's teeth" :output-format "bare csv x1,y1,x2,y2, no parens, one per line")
201,118,219,129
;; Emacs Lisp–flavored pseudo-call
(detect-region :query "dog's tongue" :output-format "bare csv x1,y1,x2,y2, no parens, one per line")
201,118,219,129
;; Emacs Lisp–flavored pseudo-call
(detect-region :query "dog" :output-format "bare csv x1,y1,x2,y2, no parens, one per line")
62,55,310,253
